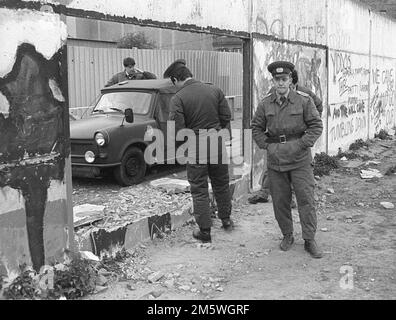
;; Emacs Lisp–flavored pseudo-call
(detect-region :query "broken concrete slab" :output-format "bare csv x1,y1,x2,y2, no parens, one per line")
73,204,105,228
150,178,190,194
326,188,335,194
340,160,364,168
380,202,394,210
79,251,100,262
148,271,165,283
360,168,383,179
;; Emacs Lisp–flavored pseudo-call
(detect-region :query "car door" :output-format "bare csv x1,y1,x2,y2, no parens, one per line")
154,92,181,163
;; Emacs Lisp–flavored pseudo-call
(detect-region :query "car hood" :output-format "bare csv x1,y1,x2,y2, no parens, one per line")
70,114,146,139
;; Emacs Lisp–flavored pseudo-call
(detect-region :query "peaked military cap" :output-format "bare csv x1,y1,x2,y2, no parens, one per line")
163,59,187,78
267,61,295,76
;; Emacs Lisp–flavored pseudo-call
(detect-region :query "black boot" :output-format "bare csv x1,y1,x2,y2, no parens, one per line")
280,233,294,251
248,194,269,204
221,217,234,231
193,228,211,243
304,239,323,258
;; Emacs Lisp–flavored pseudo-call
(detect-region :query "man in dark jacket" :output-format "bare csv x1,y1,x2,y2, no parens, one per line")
105,57,156,87
251,61,324,258
164,59,233,243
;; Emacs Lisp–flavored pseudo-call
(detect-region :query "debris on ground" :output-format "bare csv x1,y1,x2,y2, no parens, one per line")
73,183,192,247
2,255,100,300
349,139,369,151
385,165,396,176
313,152,339,176
375,129,392,140
73,204,105,228
149,290,164,298
360,168,383,179
380,202,395,210
148,271,165,283
150,178,190,194
339,159,364,168
365,161,380,166
80,251,100,262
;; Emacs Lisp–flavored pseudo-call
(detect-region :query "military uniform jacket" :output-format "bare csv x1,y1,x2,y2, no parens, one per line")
251,89,323,172
105,70,157,87
269,85,323,116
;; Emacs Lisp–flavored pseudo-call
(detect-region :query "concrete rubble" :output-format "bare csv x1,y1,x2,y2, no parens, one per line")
380,202,395,210
360,168,383,179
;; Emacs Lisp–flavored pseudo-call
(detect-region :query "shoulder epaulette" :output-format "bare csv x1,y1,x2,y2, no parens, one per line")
263,92,272,98
296,90,309,97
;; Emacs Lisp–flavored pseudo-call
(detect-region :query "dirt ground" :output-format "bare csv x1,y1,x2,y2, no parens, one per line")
85,137,395,300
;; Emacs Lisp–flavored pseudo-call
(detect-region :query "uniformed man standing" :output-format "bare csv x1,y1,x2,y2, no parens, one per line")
164,59,234,243
248,69,323,205
105,57,156,87
251,61,324,258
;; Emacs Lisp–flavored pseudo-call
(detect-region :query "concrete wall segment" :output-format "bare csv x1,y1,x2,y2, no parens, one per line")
20,0,251,35
328,0,370,53
252,0,327,45
371,11,396,58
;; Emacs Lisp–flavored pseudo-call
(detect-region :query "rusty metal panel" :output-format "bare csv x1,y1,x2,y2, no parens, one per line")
251,37,328,189
67,46,242,112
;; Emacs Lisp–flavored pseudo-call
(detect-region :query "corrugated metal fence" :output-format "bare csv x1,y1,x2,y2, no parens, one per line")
67,46,243,116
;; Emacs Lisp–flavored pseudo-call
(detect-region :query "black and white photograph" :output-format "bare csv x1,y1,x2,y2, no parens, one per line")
0,0,395,310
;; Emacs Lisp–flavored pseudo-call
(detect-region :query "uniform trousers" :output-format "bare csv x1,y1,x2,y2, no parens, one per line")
268,164,317,240
187,163,231,229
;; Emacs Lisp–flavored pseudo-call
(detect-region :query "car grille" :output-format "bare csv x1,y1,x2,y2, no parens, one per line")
70,139,97,157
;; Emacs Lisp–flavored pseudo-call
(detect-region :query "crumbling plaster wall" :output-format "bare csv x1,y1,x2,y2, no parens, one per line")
0,7,72,276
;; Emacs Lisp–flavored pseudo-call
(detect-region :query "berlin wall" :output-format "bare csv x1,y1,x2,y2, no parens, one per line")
0,6,73,276
0,0,395,274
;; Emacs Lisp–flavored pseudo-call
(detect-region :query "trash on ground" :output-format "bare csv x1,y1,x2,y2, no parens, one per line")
360,168,383,179
380,202,394,210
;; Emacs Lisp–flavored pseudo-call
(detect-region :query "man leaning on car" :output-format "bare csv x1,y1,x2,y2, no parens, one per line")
105,57,157,87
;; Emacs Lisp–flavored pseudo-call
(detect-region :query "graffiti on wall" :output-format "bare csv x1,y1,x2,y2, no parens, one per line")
256,17,326,44
0,43,69,272
328,52,369,151
370,64,395,134
253,40,325,105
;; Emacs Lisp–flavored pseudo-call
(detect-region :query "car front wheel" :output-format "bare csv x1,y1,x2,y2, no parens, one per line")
114,146,146,186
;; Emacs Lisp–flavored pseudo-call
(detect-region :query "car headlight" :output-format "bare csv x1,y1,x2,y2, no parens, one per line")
95,132,106,146
85,151,95,163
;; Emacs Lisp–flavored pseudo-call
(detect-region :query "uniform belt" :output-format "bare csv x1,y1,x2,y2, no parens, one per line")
266,133,303,144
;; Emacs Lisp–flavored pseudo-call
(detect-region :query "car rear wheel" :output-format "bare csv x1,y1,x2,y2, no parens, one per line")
114,146,146,186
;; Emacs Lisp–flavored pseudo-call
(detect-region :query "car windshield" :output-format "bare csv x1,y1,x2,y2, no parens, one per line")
93,91,152,115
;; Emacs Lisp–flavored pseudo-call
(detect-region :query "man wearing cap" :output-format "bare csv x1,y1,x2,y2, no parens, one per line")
248,69,323,205
164,59,233,243
291,69,323,117
105,57,156,87
251,61,324,258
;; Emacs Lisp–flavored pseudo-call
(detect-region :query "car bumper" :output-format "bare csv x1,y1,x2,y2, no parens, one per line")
71,162,121,178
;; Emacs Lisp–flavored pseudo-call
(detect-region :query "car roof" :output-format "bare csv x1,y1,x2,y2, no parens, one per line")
101,79,178,94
